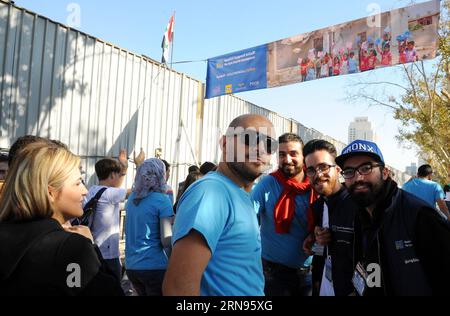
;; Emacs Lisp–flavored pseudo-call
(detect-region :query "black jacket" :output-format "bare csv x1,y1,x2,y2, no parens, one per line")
311,186,357,296
0,218,124,296
355,179,450,296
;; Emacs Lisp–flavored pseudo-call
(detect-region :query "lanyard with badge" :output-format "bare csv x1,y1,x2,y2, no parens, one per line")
352,224,380,296
313,202,333,284
318,202,336,296
321,203,333,283
312,200,327,256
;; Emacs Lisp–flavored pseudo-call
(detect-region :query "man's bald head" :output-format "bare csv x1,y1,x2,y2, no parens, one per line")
228,114,274,130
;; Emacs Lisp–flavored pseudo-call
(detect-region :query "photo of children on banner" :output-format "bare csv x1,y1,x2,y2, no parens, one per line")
294,27,421,84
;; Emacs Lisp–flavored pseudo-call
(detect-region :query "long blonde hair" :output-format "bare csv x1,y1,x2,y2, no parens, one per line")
0,142,81,222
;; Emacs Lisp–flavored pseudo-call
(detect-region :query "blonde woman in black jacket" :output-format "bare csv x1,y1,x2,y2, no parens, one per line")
0,141,124,296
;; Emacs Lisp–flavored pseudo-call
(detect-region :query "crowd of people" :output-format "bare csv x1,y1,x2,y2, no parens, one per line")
0,114,449,296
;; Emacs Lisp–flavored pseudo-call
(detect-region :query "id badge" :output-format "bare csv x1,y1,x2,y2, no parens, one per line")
325,256,333,282
312,243,324,256
352,262,368,296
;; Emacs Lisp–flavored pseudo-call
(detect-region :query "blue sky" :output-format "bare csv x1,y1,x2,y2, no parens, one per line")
15,0,439,172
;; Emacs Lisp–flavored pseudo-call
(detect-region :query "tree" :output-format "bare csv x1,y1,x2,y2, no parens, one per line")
348,0,450,184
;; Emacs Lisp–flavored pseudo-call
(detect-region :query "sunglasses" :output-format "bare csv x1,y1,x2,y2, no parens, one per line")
228,130,278,154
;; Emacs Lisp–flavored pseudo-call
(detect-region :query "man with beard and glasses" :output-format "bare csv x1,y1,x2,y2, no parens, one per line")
302,140,357,296
251,133,317,296
336,140,450,296
163,114,277,296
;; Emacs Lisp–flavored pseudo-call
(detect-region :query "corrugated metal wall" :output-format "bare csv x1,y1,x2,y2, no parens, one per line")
0,1,205,191
0,0,409,193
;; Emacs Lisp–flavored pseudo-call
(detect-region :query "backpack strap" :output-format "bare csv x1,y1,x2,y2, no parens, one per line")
88,187,108,230
91,187,108,204
73,187,108,227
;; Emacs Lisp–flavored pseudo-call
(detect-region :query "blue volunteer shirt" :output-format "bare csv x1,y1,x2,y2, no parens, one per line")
402,178,445,209
125,192,174,270
172,172,264,296
251,175,310,269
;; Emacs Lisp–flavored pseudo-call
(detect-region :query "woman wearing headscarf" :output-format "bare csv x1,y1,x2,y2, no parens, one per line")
125,158,174,296
0,142,124,296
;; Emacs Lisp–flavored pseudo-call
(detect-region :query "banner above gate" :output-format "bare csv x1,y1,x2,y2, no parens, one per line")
205,0,440,99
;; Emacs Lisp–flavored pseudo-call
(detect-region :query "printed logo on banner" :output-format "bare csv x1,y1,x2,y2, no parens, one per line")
235,82,247,92
206,44,268,99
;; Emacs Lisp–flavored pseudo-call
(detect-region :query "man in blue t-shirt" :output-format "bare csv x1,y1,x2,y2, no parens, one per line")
402,164,449,220
163,114,278,296
251,133,314,296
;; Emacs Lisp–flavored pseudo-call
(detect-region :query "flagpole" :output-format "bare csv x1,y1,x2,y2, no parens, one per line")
170,11,176,69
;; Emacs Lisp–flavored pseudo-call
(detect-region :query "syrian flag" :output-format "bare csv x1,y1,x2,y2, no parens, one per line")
161,14,175,64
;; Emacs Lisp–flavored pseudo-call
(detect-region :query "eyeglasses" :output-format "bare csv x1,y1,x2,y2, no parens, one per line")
305,164,336,178
229,130,279,154
341,163,384,179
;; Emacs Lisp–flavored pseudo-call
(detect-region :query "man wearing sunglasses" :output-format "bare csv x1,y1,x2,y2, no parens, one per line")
164,114,277,296
302,140,357,296
336,139,450,296
251,133,316,296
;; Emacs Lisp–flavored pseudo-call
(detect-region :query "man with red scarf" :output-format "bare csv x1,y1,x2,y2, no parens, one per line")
251,133,316,296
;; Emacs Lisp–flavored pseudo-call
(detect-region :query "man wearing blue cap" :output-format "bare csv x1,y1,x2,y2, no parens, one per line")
336,140,450,296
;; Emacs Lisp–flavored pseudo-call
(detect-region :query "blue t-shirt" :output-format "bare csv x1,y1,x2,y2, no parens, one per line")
402,178,445,209
125,192,174,270
251,175,310,269
172,172,264,296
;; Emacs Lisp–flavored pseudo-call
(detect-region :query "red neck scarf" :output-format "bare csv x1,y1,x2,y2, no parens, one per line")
271,170,318,234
